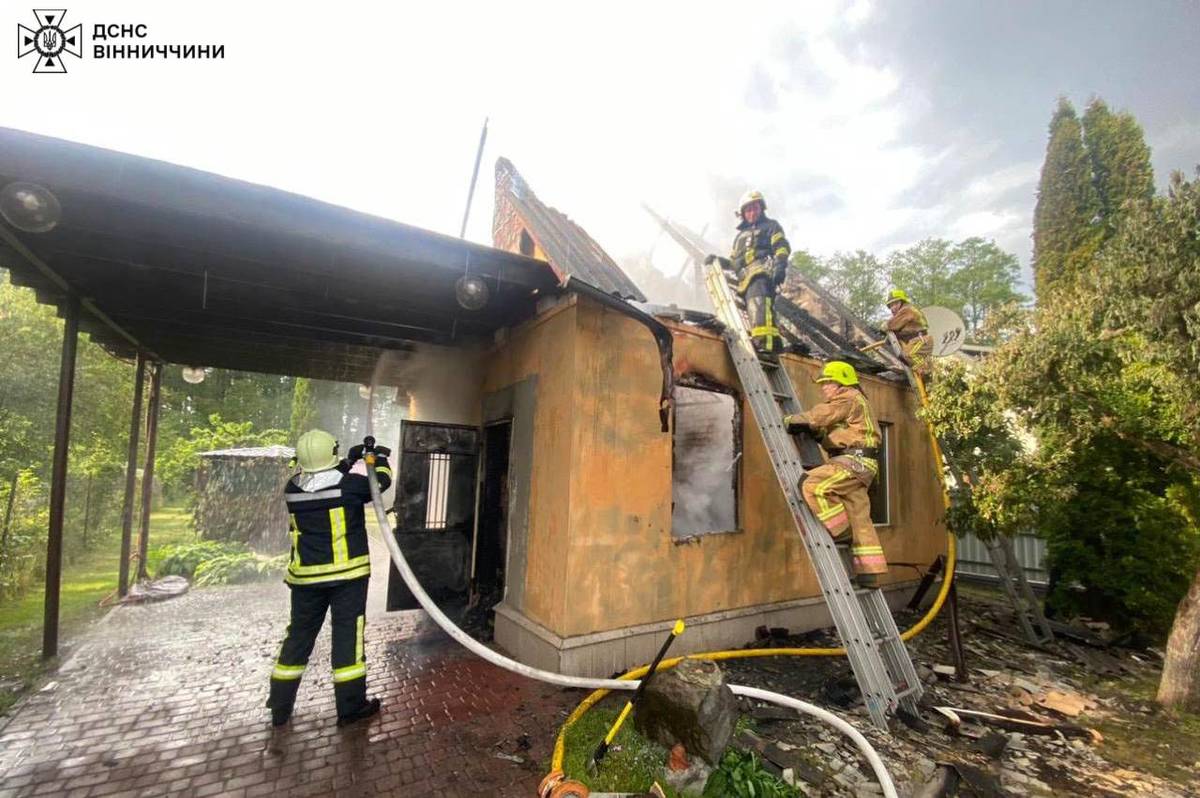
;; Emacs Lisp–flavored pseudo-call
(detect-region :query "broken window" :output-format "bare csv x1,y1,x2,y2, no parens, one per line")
868,423,890,525
672,384,740,538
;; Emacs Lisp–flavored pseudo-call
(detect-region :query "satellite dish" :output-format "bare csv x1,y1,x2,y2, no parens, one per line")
923,306,966,357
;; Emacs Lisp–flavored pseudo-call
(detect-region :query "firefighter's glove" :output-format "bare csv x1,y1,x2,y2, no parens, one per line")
772,257,788,287
783,415,812,434
346,444,365,464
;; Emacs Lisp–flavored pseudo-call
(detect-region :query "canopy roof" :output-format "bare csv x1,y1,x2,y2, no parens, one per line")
0,128,561,383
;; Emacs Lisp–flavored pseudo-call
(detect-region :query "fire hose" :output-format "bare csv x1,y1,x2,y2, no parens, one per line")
360,446,905,798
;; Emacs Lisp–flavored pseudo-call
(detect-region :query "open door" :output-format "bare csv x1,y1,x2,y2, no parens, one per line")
471,420,512,602
386,421,478,611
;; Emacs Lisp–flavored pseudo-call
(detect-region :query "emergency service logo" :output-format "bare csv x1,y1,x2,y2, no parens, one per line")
17,9,82,73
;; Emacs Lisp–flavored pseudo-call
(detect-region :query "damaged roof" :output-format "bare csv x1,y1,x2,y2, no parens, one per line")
493,158,646,301
641,206,905,375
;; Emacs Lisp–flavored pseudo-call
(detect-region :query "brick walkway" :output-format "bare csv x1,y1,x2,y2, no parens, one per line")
0,578,578,797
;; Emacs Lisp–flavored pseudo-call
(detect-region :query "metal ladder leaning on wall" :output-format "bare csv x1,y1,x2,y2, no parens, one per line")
881,332,1055,647
703,262,922,731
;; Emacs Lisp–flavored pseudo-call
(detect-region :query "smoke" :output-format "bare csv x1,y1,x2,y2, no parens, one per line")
671,386,738,537
375,343,484,427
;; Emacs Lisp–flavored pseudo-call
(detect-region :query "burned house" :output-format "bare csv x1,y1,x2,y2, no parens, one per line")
388,159,948,676
0,128,947,677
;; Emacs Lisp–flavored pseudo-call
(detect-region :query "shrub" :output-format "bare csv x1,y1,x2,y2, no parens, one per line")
153,540,247,579
703,749,800,797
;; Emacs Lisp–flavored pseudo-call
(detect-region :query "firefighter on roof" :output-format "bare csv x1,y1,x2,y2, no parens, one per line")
783,362,888,587
267,429,392,727
882,288,933,381
709,190,791,357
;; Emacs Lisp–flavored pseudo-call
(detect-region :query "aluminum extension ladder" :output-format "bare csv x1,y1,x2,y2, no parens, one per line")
881,332,1055,647
704,263,922,730
986,536,1055,646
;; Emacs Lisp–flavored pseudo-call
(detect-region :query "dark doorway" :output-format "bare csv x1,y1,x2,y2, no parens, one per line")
472,421,512,597
386,421,478,611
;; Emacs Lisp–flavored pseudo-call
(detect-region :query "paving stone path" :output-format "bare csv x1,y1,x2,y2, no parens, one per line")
0,579,578,797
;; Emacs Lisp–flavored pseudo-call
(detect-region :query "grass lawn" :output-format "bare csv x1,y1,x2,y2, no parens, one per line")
0,504,196,716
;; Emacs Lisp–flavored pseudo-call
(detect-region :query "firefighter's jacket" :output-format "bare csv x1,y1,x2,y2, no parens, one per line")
783,386,880,474
729,216,790,295
884,303,929,341
282,457,392,587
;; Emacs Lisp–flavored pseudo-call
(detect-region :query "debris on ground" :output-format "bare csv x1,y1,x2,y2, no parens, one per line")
716,588,1200,797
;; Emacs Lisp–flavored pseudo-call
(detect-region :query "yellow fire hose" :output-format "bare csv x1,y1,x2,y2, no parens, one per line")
548,368,957,779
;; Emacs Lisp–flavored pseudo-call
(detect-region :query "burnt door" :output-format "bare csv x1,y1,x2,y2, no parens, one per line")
471,421,512,597
386,421,478,611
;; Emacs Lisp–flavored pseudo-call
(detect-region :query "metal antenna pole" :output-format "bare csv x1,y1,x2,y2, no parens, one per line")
458,117,489,238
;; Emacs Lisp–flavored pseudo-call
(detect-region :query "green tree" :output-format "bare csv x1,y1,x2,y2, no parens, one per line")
289,377,318,442
1033,98,1100,299
787,248,831,285
1082,98,1155,236
823,250,886,323
885,238,961,312
948,238,1027,338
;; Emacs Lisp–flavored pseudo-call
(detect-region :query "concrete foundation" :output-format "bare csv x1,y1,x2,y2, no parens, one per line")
493,580,920,678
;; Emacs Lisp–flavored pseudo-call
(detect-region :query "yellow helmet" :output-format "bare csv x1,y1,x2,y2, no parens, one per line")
886,288,910,305
296,429,339,473
737,190,766,217
815,361,859,387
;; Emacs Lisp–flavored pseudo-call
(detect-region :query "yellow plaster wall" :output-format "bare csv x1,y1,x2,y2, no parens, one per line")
559,298,946,637
481,299,579,632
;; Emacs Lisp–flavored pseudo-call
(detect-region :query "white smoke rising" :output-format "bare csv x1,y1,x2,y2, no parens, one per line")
375,343,485,427
672,386,738,537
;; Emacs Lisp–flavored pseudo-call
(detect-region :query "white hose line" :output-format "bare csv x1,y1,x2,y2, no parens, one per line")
364,461,896,797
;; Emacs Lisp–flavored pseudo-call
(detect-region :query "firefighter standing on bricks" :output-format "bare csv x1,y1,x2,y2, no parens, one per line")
707,190,791,357
882,288,933,382
783,362,888,587
267,429,392,727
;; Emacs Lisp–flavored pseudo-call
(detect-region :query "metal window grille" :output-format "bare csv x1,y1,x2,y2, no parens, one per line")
425,453,451,529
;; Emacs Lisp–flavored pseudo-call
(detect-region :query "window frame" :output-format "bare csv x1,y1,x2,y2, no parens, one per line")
868,421,891,527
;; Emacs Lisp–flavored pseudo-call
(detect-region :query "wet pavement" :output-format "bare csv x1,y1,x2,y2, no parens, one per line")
0,546,577,797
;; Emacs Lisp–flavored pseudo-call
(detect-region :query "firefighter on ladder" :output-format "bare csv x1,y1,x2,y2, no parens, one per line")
705,190,791,358
882,288,933,382
783,362,888,587
267,429,392,727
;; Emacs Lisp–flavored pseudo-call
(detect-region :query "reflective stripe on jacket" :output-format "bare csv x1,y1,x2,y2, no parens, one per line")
730,216,790,292
283,457,392,586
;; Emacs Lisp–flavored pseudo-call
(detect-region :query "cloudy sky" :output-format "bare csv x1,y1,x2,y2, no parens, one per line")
6,0,1199,293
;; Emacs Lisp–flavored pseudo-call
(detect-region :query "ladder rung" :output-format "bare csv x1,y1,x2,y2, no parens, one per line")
893,685,919,700
773,392,790,401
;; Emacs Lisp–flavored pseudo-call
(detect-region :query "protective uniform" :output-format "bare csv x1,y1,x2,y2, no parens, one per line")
883,290,932,380
267,430,392,726
729,191,790,355
783,363,887,581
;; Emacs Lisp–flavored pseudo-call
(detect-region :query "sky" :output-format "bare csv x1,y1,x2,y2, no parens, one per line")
6,0,1200,294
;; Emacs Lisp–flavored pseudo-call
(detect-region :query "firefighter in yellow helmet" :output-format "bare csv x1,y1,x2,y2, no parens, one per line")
782,362,888,586
711,190,791,357
267,429,392,727
882,289,933,382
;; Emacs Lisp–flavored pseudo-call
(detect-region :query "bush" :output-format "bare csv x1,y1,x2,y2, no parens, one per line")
703,749,800,797
153,541,248,579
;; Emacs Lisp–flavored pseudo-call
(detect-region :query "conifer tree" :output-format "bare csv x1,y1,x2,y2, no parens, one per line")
1032,98,1098,300
1082,98,1155,235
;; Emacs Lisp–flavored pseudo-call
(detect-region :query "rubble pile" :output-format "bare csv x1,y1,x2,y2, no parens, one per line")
719,592,1199,796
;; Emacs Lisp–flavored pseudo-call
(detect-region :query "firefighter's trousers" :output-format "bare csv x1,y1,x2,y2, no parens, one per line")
745,277,781,354
801,457,887,576
901,335,933,381
268,577,370,719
